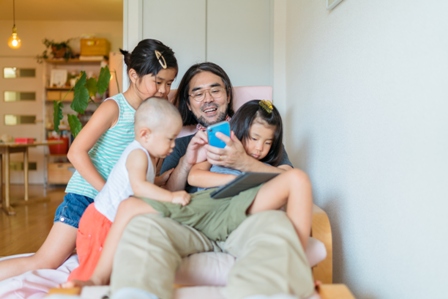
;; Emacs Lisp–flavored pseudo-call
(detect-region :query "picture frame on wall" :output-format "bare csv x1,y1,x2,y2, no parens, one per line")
50,69,67,87
327,0,343,10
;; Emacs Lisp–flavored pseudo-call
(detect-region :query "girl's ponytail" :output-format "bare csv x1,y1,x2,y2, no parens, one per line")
119,49,131,68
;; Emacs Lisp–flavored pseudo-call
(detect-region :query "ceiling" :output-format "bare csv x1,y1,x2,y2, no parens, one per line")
0,0,123,21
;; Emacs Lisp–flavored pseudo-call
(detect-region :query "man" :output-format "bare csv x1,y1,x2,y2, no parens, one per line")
110,62,316,299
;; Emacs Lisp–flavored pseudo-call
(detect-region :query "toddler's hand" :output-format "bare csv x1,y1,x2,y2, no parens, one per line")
171,191,191,206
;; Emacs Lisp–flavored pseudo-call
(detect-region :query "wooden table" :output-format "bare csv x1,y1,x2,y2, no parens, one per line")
0,140,63,216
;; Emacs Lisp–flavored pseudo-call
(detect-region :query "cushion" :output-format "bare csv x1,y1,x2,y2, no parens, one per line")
175,236,326,286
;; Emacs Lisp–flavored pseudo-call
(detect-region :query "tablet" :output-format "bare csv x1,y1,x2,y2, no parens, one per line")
210,172,279,199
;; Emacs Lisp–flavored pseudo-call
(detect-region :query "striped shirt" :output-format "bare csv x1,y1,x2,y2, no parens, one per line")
65,93,136,199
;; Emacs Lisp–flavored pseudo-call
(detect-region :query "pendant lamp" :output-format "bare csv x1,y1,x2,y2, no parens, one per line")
7,0,21,49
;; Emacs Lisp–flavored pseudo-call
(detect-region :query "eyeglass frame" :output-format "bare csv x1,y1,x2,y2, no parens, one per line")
188,85,228,103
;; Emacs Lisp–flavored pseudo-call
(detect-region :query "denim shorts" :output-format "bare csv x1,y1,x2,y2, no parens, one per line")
54,193,94,228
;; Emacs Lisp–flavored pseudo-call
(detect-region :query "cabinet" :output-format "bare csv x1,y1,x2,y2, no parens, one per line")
47,156,74,185
44,58,106,184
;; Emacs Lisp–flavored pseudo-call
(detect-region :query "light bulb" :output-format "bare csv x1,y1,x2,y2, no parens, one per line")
8,26,21,49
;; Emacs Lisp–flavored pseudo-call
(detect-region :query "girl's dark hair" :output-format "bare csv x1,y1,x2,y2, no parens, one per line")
230,100,283,166
174,62,234,126
119,39,178,78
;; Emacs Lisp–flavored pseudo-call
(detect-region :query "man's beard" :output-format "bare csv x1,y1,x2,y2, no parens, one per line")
196,111,227,127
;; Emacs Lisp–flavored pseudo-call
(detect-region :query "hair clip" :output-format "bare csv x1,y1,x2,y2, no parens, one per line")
259,100,273,114
155,50,167,69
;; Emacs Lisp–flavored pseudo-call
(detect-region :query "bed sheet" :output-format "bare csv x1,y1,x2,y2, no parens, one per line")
0,253,79,299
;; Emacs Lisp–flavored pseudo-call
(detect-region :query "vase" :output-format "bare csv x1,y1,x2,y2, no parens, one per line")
48,135,69,155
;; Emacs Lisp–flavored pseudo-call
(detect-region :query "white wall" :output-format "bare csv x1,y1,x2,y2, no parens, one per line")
124,0,272,90
282,0,448,298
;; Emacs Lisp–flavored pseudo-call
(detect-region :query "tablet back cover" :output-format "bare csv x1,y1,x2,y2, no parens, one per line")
210,172,279,199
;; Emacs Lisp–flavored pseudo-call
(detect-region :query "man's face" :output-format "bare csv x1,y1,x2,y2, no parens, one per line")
187,71,230,127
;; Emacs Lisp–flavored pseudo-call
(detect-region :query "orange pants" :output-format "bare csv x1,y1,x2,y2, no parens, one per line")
68,203,112,281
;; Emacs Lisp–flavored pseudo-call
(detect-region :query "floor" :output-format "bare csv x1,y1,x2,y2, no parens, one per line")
0,184,65,257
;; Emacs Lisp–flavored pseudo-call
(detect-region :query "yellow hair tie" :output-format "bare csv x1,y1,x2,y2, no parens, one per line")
259,100,273,114
155,50,167,69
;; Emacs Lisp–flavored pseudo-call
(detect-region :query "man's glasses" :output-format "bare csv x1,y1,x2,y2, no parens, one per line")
189,86,226,103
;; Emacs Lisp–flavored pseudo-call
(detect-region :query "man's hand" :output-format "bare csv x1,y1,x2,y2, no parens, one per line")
184,130,208,167
206,131,251,171
164,131,208,192
171,191,191,206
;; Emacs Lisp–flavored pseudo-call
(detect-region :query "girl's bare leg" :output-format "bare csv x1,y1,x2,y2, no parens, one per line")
247,168,313,249
0,222,77,280
63,197,157,288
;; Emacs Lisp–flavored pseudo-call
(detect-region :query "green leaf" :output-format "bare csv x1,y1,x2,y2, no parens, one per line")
85,77,98,98
63,67,111,139
97,66,111,95
53,101,63,133
68,114,82,138
71,72,89,114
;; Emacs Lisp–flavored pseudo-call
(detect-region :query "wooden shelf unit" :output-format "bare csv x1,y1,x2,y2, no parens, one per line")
43,59,104,185
45,58,105,64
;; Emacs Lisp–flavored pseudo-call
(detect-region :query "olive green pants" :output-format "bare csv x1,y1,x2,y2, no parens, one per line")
110,210,314,299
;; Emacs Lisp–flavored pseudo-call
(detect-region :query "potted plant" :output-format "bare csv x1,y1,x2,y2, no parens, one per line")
36,38,73,63
52,66,111,138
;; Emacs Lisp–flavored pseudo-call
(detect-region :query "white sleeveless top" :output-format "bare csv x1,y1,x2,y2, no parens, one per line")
94,140,155,222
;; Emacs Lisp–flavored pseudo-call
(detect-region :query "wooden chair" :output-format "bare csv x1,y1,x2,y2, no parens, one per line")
168,86,333,283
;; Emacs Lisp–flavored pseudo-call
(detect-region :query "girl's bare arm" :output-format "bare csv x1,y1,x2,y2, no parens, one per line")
188,161,236,189
67,100,119,191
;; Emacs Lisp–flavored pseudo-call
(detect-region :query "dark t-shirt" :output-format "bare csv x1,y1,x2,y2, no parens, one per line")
161,134,294,193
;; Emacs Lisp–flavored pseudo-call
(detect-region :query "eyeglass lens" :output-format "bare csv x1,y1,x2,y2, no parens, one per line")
191,87,224,102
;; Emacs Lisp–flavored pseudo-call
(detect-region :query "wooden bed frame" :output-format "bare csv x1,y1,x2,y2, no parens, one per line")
311,204,333,283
